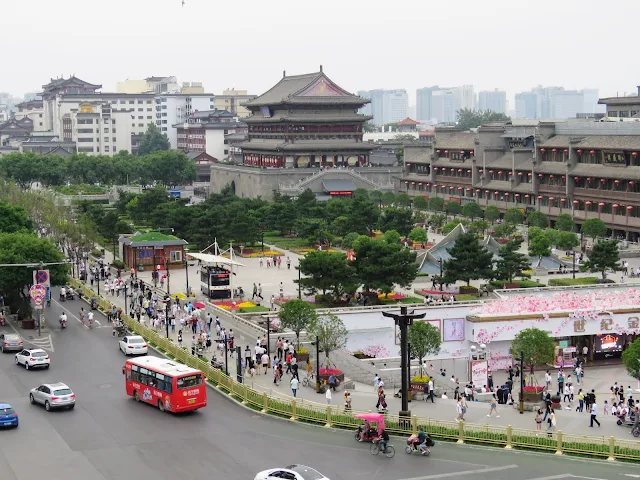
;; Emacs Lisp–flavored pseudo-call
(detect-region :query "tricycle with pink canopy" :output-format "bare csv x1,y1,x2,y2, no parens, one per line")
354,412,385,443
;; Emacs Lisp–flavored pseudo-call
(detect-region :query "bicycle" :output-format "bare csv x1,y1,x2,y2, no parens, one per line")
370,439,395,458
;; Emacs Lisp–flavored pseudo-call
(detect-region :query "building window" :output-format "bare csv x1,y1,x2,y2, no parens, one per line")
103,137,109,142
129,100,134,104
138,116,143,119
224,129,228,134
609,111,618,117
162,113,167,117
146,100,152,104
138,123,144,127
162,98,167,102
138,100,143,104
620,111,630,118
104,128,109,133
105,146,110,152
162,120,167,124
223,139,228,144
113,128,116,133
77,138,93,142
39,114,42,118
162,105,167,110
138,108,143,112
209,97,214,102
112,119,116,124
170,250,182,262
224,149,228,155
147,108,152,112
39,122,42,126
132,123,136,127
113,137,116,142
147,116,152,119
162,127,167,131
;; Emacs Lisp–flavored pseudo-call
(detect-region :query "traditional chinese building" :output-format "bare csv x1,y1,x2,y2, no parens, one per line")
209,68,399,199
120,232,188,271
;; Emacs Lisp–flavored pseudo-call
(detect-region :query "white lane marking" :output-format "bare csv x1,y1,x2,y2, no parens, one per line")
527,476,607,480
397,464,518,480
53,299,108,329
623,476,640,478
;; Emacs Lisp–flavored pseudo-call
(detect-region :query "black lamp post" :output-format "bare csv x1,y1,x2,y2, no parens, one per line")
261,230,265,254
96,277,100,296
439,258,444,291
224,338,229,376
297,266,302,299
517,350,525,414
185,255,190,297
572,250,576,280
382,306,425,418
123,285,128,315
312,335,324,394
165,297,170,339
266,315,271,358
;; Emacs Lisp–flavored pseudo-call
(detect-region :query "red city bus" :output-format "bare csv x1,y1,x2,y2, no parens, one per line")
123,356,207,412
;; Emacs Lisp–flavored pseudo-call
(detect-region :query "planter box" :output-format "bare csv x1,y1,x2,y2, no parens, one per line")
21,319,35,329
410,382,428,392
353,353,374,360
295,352,309,363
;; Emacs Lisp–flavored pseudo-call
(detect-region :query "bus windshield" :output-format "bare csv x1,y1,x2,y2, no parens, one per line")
177,374,203,389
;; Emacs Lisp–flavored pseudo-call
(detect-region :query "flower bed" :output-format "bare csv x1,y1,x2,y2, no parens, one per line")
360,344,390,358
377,292,407,300
212,300,258,311
290,247,339,255
239,249,282,258
318,368,344,384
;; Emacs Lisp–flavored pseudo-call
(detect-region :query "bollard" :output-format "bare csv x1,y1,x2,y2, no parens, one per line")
290,399,297,421
555,430,563,455
457,420,465,444
505,425,513,449
262,392,268,413
325,405,332,428
411,415,418,435
607,436,616,462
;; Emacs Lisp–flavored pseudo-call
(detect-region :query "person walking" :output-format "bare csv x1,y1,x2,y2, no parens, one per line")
374,374,380,393
326,388,332,405
576,389,584,412
487,394,500,418
290,376,299,397
590,402,601,427
428,377,434,403
455,398,464,422
547,409,556,432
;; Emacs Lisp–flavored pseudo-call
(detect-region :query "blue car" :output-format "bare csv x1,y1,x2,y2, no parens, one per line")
0,403,18,428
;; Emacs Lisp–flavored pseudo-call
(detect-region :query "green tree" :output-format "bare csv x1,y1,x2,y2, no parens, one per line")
443,231,494,285
554,213,575,232
510,328,555,379
428,197,444,212
383,230,401,245
527,226,544,244
622,337,640,380
503,208,524,225
442,220,467,235
456,108,511,130
428,213,447,228
527,211,549,228
381,191,396,206
446,201,462,215
145,150,197,186
468,219,490,235
0,202,34,233
408,321,442,377
369,190,383,204
298,251,356,300
412,196,428,210
347,195,381,235
396,193,411,207
543,228,559,248
556,231,579,249
341,232,360,250
495,239,530,282
528,232,551,265
307,313,348,365
0,152,40,188
582,240,620,279
330,215,351,237
0,232,68,307
408,226,428,243
493,222,517,238
462,202,482,219
277,299,317,349
484,205,500,224
581,218,607,242
137,123,171,156
350,236,418,293
126,186,171,223
378,207,414,236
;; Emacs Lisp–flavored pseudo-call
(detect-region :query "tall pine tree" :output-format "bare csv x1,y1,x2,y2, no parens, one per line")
495,239,531,282
443,231,494,286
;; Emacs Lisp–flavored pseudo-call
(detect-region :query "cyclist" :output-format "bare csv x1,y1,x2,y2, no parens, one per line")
415,427,428,455
378,428,390,454
79,307,85,325
87,310,94,328
59,312,67,326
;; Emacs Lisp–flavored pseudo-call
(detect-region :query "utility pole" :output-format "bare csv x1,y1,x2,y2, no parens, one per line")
382,306,425,419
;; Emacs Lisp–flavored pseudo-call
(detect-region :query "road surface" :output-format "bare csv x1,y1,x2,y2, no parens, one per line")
0,289,637,480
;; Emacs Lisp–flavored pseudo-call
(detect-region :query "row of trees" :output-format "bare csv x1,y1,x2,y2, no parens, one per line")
0,150,196,188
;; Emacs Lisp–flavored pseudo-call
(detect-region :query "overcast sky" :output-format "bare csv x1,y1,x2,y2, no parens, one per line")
4,0,639,104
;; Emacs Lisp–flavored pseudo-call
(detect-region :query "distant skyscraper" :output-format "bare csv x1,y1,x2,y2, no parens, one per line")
478,89,506,114
423,85,475,124
416,86,441,122
382,90,408,124
515,91,540,119
358,89,385,125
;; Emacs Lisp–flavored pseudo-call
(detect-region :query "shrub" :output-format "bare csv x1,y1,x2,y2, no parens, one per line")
319,368,343,376
489,280,545,289
91,248,103,257
111,260,125,269
523,386,544,393
548,277,599,286
411,375,431,383
296,347,309,355
459,285,478,295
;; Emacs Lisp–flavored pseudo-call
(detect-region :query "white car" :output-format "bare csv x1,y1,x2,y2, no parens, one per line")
15,348,50,370
119,335,148,355
254,465,329,480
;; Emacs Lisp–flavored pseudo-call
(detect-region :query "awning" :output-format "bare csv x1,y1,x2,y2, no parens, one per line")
186,252,245,267
322,179,356,193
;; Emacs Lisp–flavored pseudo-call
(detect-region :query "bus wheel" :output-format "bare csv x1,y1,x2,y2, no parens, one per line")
133,391,140,402
158,400,165,412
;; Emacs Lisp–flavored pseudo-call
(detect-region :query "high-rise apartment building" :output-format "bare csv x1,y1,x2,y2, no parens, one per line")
427,85,475,124
515,92,540,119
515,86,602,119
358,89,407,125
477,89,507,114
416,86,441,122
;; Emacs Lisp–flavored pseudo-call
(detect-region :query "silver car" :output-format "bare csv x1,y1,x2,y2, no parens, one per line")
29,383,75,411
0,334,23,353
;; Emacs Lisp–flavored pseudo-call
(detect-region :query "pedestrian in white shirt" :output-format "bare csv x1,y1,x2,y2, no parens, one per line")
325,388,332,405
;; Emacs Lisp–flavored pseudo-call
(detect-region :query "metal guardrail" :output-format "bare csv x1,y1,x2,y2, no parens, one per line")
70,279,640,461
314,299,489,314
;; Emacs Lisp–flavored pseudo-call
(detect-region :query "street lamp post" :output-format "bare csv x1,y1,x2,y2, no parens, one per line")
313,335,323,394
185,255,190,297
382,306,425,419
96,277,100,296
123,285,128,315
261,230,265,254
572,250,576,280
297,266,301,299
517,350,525,414
165,297,170,339
439,258,443,291
224,338,229,376
266,315,271,358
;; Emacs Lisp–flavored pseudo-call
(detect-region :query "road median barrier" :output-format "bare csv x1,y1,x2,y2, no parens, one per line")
70,279,640,463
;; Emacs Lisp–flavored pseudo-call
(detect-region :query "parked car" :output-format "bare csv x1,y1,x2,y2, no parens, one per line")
254,465,329,480
0,403,18,428
0,334,23,353
29,383,75,411
15,348,50,370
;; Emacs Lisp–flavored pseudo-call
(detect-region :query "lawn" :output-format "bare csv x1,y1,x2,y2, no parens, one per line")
380,296,422,304
238,305,270,313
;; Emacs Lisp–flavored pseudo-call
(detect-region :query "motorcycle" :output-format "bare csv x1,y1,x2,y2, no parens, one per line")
65,288,75,300
405,434,435,456
59,317,67,329
90,298,98,310
112,323,127,337
354,412,385,443
59,292,66,302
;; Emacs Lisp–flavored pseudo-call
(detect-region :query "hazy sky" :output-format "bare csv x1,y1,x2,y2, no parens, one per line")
4,0,639,104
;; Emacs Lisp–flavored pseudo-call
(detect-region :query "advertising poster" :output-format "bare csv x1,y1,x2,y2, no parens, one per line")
443,318,465,342
471,360,488,387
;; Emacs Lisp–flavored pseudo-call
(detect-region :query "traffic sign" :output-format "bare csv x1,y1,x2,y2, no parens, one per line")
33,296,44,307
33,269,50,288
29,284,47,301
